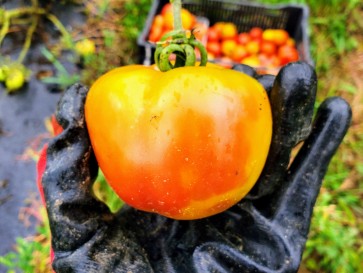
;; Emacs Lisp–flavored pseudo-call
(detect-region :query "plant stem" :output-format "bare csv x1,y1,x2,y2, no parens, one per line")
46,13,73,48
0,14,10,46
18,15,38,63
170,0,183,31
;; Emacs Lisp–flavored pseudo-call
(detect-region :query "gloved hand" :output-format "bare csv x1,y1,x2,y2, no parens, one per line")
37,62,351,273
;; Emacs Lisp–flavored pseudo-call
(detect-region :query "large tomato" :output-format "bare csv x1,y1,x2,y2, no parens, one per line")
85,65,272,220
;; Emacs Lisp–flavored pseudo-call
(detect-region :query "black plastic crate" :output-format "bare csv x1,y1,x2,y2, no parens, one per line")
137,0,312,68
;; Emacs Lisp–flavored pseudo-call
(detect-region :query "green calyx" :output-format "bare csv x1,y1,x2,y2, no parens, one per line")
155,30,207,72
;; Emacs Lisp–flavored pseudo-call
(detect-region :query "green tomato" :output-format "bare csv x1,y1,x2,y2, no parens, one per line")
5,69,25,92
75,39,96,56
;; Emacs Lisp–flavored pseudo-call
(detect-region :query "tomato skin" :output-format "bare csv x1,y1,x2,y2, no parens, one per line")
231,44,248,62
85,65,272,220
249,27,263,40
221,22,238,40
206,41,222,57
237,32,251,45
148,25,163,42
278,45,299,65
221,39,237,57
163,9,195,30
262,29,289,46
160,3,172,16
207,26,220,42
260,40,277,56
245,40,260,55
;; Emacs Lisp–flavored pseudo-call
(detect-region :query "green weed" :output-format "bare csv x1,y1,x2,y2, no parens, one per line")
40,46,80,90
257,0,363,272
123,0,153,41
0,206,52,273
93,170,124,213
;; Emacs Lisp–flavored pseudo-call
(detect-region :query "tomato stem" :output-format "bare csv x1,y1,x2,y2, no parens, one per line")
170,0,183,32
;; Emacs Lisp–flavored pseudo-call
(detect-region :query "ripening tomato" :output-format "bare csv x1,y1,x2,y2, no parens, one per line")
206,41,222,57
85,65,272,220
213,22,225,36
249,27,263,40
163,11,174,30
260,40,277,56
262,29,289,46
241,55,261,67
221,22,238,40
207,26,220,42
278,45,299,65
148,25,163,42
237,32,251,45
231,44,249,62
221,39,237,57
181,9,196,30
163,9,195,30
286,37,296,47
161,3,172,16
245,40,260,55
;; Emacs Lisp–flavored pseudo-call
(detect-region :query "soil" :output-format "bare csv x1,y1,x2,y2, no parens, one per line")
0,1,83,270
0,72,61,258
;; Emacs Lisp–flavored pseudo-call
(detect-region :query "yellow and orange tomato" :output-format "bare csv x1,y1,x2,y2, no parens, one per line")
85,65,272,220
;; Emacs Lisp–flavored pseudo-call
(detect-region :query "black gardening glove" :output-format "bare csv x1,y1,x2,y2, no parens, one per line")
38,62,351,273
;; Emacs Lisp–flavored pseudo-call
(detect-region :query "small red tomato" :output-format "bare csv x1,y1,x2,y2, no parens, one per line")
161,3,172,15
207,26,220,42
237,32,251,45
206,41,222,57
286,38,296,47
245,40,260,55
231,44,249,62
249,27,263,40
260,41,277,56
152,14,164,28
148,25,163,42
278,45,299,65
213,22,225,36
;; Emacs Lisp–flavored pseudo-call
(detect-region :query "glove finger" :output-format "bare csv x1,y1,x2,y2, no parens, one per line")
41,83,112,252
232,64,275,96
256,74,275,96
232,64,258,78
247,62,317,200
271,97,351,239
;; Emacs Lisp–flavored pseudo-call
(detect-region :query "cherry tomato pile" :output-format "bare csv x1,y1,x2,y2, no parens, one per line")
147,4,301,74
206,23,299,72
148,3,207,43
